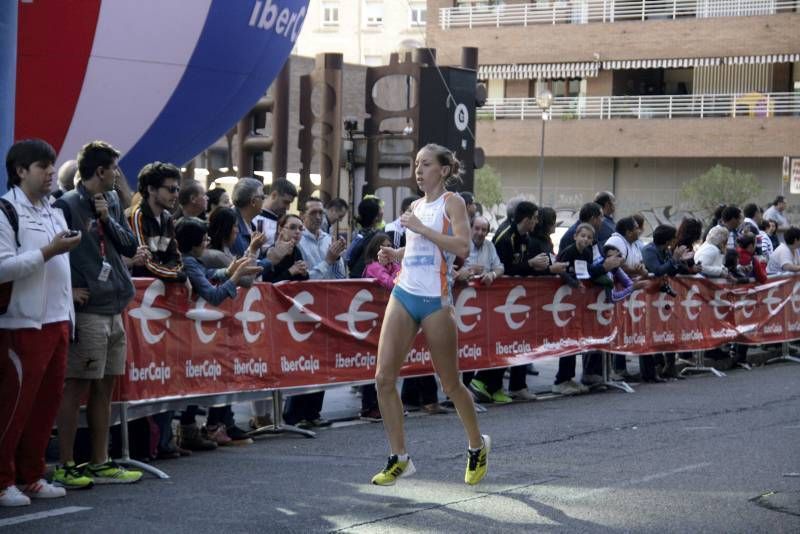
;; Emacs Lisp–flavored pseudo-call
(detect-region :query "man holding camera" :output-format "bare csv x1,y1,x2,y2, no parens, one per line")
53,141,142,488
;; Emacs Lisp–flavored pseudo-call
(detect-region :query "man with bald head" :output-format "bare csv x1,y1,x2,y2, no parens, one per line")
457,216,504,285
50,160,78,200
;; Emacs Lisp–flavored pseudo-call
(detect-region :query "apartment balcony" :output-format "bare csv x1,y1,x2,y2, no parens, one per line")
475,93,800,158
440,0,798,29
481,92,799,119
427,0,800,65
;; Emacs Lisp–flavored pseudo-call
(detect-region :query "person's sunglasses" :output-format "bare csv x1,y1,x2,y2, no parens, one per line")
160,185,180,194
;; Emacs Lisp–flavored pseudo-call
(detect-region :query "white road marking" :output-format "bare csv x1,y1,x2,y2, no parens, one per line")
275,507,297,516
0,506,91,527
568,462,712,500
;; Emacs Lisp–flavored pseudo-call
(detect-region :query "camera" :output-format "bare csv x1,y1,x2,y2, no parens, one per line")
659,282,677,297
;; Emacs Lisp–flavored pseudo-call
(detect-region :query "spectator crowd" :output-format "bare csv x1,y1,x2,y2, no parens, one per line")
1,138,798,507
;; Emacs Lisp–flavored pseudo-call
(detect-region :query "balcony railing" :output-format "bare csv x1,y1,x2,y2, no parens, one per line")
478,93,800,120
441,0,797,28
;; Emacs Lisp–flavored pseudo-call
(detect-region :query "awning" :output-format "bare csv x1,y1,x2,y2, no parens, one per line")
479,54,800,80
602,54,800,70
478,62,600,80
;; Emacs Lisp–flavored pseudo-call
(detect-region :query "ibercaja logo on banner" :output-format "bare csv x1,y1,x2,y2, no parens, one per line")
128,361,171,385
184,359,223,381
127,279,172,345
273,285,324,386
332,287,380,373
490,284,534,358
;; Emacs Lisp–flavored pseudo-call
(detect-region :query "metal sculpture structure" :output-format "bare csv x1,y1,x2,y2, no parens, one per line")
298,53,343,204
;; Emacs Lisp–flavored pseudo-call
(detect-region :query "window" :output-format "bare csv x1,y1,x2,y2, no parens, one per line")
364,1,383,27
363,55,383,67
487,79,505,99
321,2,339,27
409,3,426,27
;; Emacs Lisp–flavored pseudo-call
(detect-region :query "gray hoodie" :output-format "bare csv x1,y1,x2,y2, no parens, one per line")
54,183,137,314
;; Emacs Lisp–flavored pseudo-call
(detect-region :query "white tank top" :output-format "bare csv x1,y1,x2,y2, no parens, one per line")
396,192,455,298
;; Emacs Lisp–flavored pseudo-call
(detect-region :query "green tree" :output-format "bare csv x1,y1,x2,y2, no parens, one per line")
680,164,762,213
474,164,503,208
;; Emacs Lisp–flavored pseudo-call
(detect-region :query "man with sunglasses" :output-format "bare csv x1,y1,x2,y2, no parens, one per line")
129,162,216,452
128,162,186,281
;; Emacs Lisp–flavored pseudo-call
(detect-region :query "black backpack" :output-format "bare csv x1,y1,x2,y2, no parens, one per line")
0,198,20,314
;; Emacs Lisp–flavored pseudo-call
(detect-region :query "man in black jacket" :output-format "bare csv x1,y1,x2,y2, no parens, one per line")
471,202,541,403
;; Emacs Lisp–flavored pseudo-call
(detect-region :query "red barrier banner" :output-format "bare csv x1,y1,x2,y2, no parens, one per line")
119,275,800,402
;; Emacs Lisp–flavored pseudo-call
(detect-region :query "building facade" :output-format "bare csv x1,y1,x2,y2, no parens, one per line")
294,0,428,65
427,0,800,220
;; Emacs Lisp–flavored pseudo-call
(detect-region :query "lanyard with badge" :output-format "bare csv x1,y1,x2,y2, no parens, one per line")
96,220,112,282
88,192,112,282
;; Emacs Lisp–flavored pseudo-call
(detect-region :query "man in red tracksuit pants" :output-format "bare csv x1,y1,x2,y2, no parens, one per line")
0,139,81,507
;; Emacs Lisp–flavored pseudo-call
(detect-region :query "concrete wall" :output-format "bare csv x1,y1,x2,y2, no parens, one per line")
487,155,797,221
475,117,800,158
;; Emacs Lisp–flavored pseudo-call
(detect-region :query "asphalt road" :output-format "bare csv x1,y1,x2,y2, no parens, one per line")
3,360,800,533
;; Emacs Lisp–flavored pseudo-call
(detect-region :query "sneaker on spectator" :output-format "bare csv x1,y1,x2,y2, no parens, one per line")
84,461,142,484
310,418,332,428
226,425,254,446
179,423,218,451
23,479,66,499
509,388,537,401
0,485,31,507
609,371,641,381
581,374,604,386
204,424,233,446
249,415,273,430
469,379,492,403
53,461,94,490
360,407,382,422
295,419,313,430
491,390,513,404
552,380,583,395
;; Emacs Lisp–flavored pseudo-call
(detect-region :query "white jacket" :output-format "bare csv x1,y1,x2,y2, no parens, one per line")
695,242,727,278
0,188,74,330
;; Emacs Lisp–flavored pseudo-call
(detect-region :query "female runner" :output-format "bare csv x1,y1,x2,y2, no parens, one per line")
371,144,490,486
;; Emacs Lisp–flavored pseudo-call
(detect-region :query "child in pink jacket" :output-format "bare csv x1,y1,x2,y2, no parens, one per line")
361,232,400,291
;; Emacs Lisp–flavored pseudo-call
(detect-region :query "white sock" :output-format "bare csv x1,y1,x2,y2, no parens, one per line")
396,453,409,462
468,437,484,452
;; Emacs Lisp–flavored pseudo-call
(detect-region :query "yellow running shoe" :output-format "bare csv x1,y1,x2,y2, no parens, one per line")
465,435,491,485
371,455,416,486
52,462,94,490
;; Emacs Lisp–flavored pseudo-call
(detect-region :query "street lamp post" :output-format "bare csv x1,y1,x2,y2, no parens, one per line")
536,89,553,205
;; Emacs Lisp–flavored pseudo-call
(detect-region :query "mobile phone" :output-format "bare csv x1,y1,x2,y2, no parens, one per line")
65,230,80,238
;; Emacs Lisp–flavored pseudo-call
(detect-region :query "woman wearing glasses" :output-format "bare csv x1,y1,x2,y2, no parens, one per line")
263,213,309,282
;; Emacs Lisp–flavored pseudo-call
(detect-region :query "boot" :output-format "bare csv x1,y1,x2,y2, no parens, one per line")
178,423,217,451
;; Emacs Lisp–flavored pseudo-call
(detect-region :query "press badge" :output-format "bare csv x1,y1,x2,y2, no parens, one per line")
574,259,589,280
98,261,112,282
